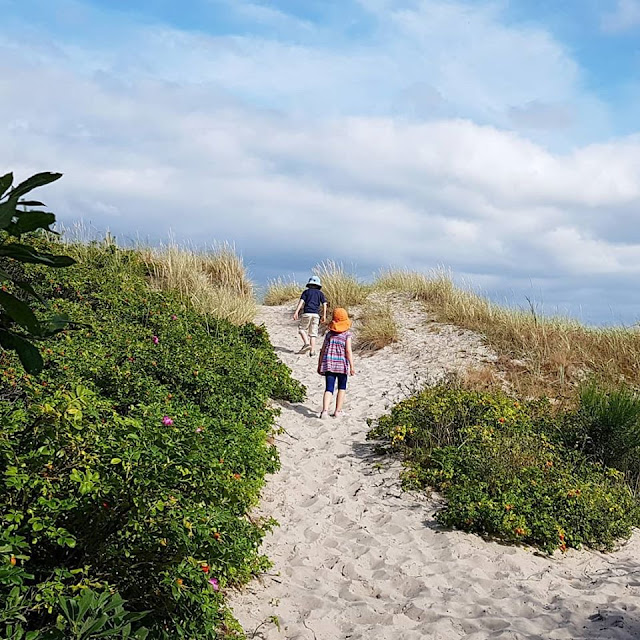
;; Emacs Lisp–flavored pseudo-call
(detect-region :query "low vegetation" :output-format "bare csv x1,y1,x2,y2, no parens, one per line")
355,302,398,351
368,381,640,554
263,277,301,306
1,237,304,639
375,268,640,398
311,261,369,311
145,241,256,325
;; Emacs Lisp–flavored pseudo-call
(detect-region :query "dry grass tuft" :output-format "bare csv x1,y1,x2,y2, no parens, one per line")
264,277,301,306
356,302,399,352
375,268,456,305
145,242,256,325
460,365,504,393
313,260,369,311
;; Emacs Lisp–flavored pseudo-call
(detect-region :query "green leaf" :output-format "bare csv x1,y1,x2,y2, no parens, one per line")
0,201,16,229
0,243,76,267
110,458,122,465
17,200,45,207
0,290,41,333
13,280,46,303
58,596,72,622
0,172,12,198
0,329,43,373
7,172,62,201
39,314,72,337
6,211,56,237
80,613,108,636
0,273,46,302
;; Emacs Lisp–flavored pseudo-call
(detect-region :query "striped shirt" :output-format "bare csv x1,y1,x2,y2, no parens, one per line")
319,330,352,375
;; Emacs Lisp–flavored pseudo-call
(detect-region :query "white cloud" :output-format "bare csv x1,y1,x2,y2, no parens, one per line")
2,0,640,323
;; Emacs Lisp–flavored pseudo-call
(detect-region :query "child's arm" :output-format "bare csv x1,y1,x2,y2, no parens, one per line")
346,335,355,375
321,302,327,324
293,298,304,320
317,339,327,374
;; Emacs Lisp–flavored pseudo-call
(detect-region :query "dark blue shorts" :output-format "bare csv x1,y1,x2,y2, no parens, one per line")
325,372,348,393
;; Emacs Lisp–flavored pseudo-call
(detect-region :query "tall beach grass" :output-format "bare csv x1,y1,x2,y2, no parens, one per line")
312,260,369,310
375,269,640,397
143,241,257,325
263,277,301,306
60,230,257,325
356,302,399,351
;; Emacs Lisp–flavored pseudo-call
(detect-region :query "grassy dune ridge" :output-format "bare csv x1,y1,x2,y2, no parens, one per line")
266,264,640,395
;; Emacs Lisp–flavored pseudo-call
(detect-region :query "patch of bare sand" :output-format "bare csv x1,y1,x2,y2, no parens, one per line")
230,298,640,640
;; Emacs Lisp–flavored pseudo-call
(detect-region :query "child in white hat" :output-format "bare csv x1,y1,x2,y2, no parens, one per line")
293,276,328,356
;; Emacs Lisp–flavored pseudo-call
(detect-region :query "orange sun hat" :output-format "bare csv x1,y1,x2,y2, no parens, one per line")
329,307,351,332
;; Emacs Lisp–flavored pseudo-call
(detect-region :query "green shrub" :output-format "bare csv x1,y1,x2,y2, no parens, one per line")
0,240,305,639
368,384,639,554
572,380,640,486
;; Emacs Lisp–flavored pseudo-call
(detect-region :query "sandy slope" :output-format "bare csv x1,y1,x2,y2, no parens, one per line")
229,299,640,640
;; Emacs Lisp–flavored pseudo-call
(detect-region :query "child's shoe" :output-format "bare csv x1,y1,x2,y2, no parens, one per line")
318,411,328,419
297,344,310,354
309,350,316,357
332,410,342,418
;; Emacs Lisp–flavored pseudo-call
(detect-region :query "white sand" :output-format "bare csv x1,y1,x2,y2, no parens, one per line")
230,298,640,639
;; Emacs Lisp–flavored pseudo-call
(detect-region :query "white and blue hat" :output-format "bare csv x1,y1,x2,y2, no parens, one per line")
307,275,322,288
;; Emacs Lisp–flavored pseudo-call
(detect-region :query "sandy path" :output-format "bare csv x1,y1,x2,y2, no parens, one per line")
230,300,640,640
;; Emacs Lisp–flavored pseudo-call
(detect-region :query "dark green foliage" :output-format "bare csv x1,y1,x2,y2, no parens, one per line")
368,384,639,554
0,241,305,639
0,172,76,373
572,380,640,487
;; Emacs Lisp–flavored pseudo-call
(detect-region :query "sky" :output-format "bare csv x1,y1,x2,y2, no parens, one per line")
2,0,640,324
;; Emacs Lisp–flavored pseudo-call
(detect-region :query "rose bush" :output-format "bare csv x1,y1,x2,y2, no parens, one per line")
1,240,304,639
367,384,639,554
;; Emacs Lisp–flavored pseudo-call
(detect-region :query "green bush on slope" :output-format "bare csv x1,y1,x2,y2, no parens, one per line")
367,384,639,554
0,240,305,639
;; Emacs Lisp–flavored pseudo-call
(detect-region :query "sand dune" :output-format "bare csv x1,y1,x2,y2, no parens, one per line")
230,298,640,640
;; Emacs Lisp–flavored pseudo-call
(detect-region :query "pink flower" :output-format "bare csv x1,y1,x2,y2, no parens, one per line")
208,578,219,591
171,314,178,320
162,416,174,426
152,335,159,345
195,427,204,433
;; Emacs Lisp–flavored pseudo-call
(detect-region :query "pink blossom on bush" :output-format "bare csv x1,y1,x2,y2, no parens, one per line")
162,416,174,426
208,578,219,591
152,335,159,345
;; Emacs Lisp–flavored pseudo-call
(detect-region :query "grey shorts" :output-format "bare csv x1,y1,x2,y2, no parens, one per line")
298,313,320,338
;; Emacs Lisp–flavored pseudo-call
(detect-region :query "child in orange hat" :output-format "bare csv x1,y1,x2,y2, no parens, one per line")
316,308,355,418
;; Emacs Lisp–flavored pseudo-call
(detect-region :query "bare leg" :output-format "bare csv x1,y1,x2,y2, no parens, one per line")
334,389,346,415
309,336,316,355
298,328,310,353
322,391,333,413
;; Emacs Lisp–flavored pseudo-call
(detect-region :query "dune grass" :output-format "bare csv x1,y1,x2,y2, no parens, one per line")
145,242,257,325
312,260,370,311
356,302,399,351
374,269,640,398
263,277,302,306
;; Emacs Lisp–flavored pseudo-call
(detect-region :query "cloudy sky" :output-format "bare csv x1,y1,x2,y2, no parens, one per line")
2,0,640,324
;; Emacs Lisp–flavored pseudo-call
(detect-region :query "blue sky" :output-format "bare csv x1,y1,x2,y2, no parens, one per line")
3,0,640,323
